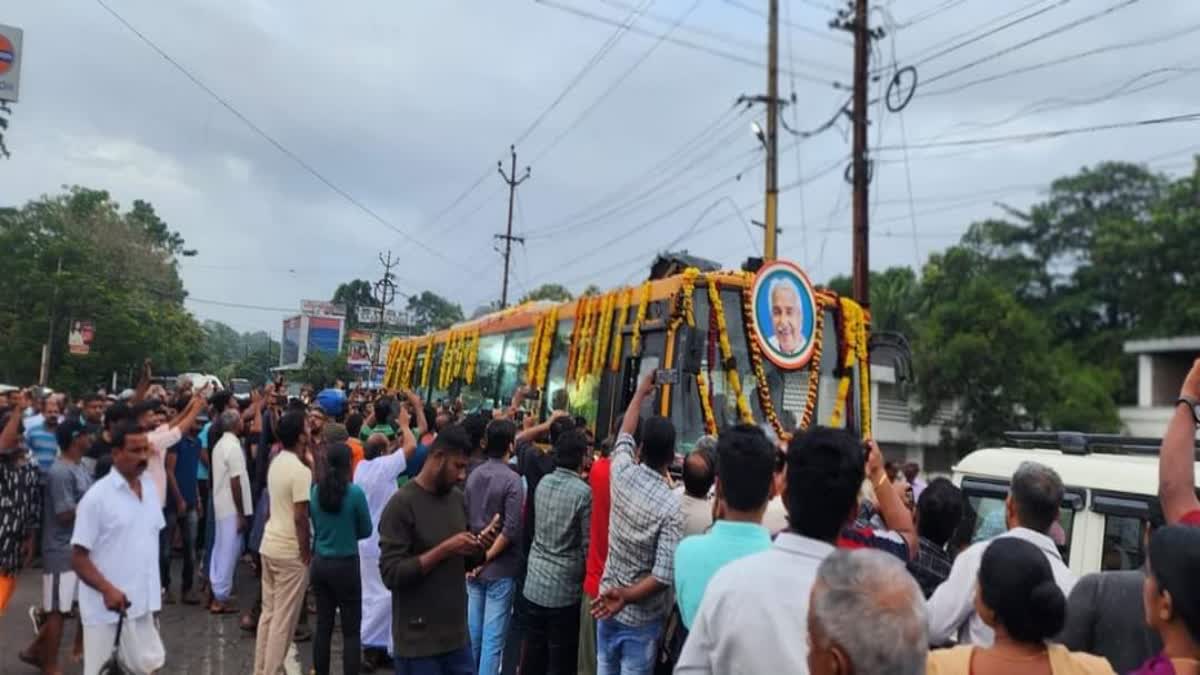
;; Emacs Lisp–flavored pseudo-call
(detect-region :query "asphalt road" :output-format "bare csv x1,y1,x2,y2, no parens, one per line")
0,560,343,675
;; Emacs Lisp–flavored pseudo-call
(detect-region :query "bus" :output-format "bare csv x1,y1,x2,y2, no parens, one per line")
382,258,871,452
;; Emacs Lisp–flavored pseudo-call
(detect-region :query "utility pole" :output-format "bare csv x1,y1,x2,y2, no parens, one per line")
496,145,530,309
38,256,62,386
371,251,398,385
848,0,872,307
764,0,780,261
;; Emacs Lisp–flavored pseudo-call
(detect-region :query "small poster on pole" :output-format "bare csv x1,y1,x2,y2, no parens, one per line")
68,320,95,355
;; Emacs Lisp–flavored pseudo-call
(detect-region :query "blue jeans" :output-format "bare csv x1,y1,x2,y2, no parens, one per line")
394,645,475,675
596,617,661,675
466,576,516,675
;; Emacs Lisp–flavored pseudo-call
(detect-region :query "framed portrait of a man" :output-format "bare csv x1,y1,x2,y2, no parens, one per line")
750,260,818,369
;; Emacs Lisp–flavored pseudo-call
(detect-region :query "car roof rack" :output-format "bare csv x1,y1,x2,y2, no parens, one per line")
1003,431,1200,457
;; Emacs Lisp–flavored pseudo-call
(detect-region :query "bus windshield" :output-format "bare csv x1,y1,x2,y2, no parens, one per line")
673,286,846,451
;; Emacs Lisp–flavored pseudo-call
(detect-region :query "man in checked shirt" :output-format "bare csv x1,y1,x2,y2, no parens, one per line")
590,374,683,675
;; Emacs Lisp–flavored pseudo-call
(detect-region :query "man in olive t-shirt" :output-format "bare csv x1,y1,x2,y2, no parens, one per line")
378,424,499,672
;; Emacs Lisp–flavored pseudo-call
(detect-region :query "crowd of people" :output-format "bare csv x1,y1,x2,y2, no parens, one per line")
0,357,1199,675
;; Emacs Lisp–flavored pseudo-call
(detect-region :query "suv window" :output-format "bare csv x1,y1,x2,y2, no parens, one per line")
1092,492,1156,572
961,478,1082,565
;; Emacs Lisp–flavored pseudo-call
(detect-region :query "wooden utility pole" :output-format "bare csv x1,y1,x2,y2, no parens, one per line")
763,0,780,261
850,0,871,307
496,146,530,309
370,251,398,383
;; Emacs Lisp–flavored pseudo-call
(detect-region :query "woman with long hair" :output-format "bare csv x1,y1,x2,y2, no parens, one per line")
1132,525,1200,675
309,442,372,675
927,537,1114,675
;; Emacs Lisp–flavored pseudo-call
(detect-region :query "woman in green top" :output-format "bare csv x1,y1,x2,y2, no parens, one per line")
309,442,372,675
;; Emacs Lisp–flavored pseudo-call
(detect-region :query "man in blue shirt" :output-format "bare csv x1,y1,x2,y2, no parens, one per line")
673,424,776,630
162,415,204,604
25,397,62,474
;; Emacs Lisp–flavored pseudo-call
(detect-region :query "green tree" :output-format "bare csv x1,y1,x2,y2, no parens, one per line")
826,267,920,336
519,283,573,304
332,279,378,330
581,284,602,297
406,291,464,334
296,350,351,391
0,187,202,392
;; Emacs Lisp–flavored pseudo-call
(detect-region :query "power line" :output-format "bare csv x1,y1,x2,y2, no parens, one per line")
185,297,298,313
923,21,1200,98
516,0,652,148
920,0,1144,90
901,0,1065,70
877,112,1200,152
721,0,853,47
895,0,972,30
535,0,839,84
92,0,471,273
530,0,704,165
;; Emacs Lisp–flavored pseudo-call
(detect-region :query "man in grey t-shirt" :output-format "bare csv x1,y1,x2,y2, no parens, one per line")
20,420,93,672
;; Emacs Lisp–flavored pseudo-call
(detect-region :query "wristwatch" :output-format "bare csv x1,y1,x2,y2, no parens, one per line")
1179,396,1200,424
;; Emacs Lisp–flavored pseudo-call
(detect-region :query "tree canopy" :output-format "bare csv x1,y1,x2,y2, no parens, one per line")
519,283,573,304
406,290,464,334
0,187,203,392
332,279,378,330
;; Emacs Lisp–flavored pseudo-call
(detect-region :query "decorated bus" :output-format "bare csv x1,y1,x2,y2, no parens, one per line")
382,257,871,452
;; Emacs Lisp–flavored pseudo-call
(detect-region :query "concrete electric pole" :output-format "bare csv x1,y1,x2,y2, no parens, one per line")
496,146,530,309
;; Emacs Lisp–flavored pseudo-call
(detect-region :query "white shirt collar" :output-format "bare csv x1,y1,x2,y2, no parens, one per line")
772,531,836,560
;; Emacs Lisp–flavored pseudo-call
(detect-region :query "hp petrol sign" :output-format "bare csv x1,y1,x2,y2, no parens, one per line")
0,24,23,102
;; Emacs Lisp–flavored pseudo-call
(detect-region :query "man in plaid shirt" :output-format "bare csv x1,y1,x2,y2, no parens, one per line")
591,374,683,675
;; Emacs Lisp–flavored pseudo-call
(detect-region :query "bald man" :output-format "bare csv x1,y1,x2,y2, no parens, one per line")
768,281,804,355
680,443,716,537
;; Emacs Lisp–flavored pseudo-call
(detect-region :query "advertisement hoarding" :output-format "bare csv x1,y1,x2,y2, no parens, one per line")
281,316,301,366
301,300,345,317
306,316,342,356
68,319,94,355
0,24,23,103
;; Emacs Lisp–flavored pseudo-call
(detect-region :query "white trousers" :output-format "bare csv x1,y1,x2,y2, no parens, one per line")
210,514,241,603
83,613,165,675
359,553,393,654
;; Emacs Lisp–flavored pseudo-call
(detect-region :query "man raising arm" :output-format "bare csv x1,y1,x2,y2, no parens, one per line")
1160,358,1200,525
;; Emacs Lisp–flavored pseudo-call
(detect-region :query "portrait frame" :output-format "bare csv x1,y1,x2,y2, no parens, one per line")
750,260,818,370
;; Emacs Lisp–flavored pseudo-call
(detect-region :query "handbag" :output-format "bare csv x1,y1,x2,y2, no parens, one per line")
96,610,130,675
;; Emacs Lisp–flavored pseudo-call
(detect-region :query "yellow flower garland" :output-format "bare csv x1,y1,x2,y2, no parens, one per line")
800,299,827,430
465,331,480,385
420,336,435,389
526,315,546,387
741,275,788,441
566,304,583,382
830,297,869,429
681,268,699,328
609,288,631,371
630,281,652,357
592,294,614,376
535,307,557,389
706,279,753,425
696,371,717,436
576,296,597,384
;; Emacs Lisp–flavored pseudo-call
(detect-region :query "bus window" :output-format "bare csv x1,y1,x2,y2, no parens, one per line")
497,329,534,406
462,333,505,410
544,320,574,417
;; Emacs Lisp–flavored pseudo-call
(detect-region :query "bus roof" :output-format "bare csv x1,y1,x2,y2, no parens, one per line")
405,268,758,343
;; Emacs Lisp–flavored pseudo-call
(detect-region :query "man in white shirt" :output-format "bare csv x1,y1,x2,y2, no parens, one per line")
926,461,1076,646
133,394,204,506
209,409,253,614
676,426,870,675
71,421,167,675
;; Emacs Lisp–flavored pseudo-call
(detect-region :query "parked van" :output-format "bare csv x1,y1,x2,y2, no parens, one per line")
951,432,1199,576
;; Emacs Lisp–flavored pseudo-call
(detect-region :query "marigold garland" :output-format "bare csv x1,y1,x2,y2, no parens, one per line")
706,278,753,425
526,315,546,386
696,371,718,436
609,288,632,371
465,331,480,385
565,303,583,382
419,336,436,389
576,296,597,384
534,307,557,389
830,297,869,429
740,275,788,441
630,281,652,357
591,294,614,376
681,268,699,328
800,301,827,430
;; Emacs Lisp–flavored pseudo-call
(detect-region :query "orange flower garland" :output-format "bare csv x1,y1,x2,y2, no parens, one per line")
609,288,632,371
696,371,717,436
706,278,753,425
630,281,652,357
740,274,788,441
800,300,827,430
591,294,614,376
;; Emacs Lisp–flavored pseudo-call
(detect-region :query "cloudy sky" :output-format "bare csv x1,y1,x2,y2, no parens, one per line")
4,0,1199,335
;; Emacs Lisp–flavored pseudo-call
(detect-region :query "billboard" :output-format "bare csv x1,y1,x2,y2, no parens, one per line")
302,299,345,317
0,24,22,103
306,316,342,356
356,306,402,326
68,319,94,355
347,330,373,366
281,316,301,366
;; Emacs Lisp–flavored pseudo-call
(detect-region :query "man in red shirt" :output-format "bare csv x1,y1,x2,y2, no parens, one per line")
1160,358,1200,526
579,428,619,675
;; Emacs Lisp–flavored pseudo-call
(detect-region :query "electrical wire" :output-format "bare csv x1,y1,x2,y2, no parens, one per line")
922,21,1200,98
516,0,652,148
721,0,853,47
897,0,1065,70
185,297,299,313
919,0,1144,90
895,0,971,30
877,112,1200,152
92,0,474,274
535,0,838,84
530,0,704,165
